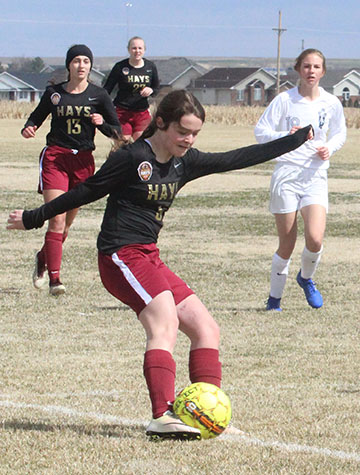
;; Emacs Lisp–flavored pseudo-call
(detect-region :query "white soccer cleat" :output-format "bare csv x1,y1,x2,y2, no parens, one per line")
49,281,66,296
146,410,201,441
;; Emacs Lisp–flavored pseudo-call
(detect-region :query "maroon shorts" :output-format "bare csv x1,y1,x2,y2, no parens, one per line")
38,145,95,193
115,107,151,136
98,243,194,316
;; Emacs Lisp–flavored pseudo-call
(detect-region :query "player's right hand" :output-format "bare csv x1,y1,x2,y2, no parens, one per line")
22,126,37,138
7,210,25,230
290,125,313,141
289,126,302,135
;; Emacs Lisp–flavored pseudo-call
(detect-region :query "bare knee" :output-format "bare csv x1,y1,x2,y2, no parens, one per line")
305,230,324,252
205,319,220,343
178,296,220,348
155,319,179,345
48,215,66,234
305,237,323,253
277,240,296,260
139,292,179,351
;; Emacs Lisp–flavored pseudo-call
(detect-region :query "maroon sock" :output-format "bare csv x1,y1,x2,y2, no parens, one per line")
143,349,176,419
44,231,63,284
189,348,222,388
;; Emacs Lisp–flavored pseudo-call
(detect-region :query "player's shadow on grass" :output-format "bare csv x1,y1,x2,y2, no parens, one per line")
2,419,145,439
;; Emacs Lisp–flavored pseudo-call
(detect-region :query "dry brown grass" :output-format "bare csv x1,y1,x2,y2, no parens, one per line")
2,100,360,129
0,101,36,119
204,105,266,126
342,107,360,129
204,105,360,129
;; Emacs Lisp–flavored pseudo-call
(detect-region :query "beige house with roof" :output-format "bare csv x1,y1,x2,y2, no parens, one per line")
188,67,294,106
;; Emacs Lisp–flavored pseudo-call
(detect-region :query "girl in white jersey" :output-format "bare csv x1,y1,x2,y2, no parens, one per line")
255,48,346,311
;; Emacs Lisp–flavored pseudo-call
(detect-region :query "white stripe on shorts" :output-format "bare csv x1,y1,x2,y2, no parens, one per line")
38,146,48,192
111,252,152,306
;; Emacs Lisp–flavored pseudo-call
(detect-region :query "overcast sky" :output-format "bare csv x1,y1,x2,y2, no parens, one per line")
1,0,359,60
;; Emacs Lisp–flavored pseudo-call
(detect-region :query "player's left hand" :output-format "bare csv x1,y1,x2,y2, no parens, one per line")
316,146,330,161
140,87,153,97
90,113,104,126
7,210,25,230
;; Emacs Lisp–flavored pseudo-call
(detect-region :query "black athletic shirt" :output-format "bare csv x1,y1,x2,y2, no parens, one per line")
103,58,160,111
23,82,121,151
22,126,311,254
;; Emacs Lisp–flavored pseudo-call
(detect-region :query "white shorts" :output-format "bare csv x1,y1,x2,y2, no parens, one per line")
269,163,328,214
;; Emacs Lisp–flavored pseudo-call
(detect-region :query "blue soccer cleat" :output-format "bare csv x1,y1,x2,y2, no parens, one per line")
266,296,282,311
296,271,323,308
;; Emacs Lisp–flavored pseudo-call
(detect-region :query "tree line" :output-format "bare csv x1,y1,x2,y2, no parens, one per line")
0,57,45,74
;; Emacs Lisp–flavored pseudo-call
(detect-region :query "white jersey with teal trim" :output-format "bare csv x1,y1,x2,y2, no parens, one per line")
254,87,346,169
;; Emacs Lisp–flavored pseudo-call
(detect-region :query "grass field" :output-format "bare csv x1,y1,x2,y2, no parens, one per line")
0,117,360,474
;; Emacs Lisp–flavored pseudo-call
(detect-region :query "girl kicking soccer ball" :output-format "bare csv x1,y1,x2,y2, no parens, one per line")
8,90,312,439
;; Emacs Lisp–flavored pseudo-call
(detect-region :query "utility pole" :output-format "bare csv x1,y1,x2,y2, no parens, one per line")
272,10,287,95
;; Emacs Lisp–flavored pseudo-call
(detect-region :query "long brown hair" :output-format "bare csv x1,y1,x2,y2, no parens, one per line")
142,90,206,139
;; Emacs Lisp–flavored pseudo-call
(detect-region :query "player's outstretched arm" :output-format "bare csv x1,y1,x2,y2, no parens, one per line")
7,210,25,230
184,125,314,182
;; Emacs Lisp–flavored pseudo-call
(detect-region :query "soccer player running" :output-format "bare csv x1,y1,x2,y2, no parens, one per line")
104,36,160,142
255,48,346,311
21,44,121,296
8,90,312,439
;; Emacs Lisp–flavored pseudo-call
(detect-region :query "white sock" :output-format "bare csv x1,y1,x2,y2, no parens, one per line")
301,246,323,280
269,253,291,299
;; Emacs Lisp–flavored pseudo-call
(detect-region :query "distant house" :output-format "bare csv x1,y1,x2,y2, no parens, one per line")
0,67,105,102
3,59,360,107
189,65,360,107
188,67,294,106
0,71,53,101
153,57,207,91
320,69,360,107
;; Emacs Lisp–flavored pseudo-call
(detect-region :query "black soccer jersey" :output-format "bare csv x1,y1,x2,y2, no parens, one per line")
22,126,311,254
104,58,160,111
23,82,121,151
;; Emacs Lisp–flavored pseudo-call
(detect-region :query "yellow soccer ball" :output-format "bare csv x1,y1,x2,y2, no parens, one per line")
173,382,232,439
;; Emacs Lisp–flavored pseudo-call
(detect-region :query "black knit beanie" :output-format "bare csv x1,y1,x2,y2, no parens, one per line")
65,44,93,70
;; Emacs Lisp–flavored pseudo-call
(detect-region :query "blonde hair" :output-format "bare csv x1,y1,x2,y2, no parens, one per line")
127,36,145,50
294,48,326,74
